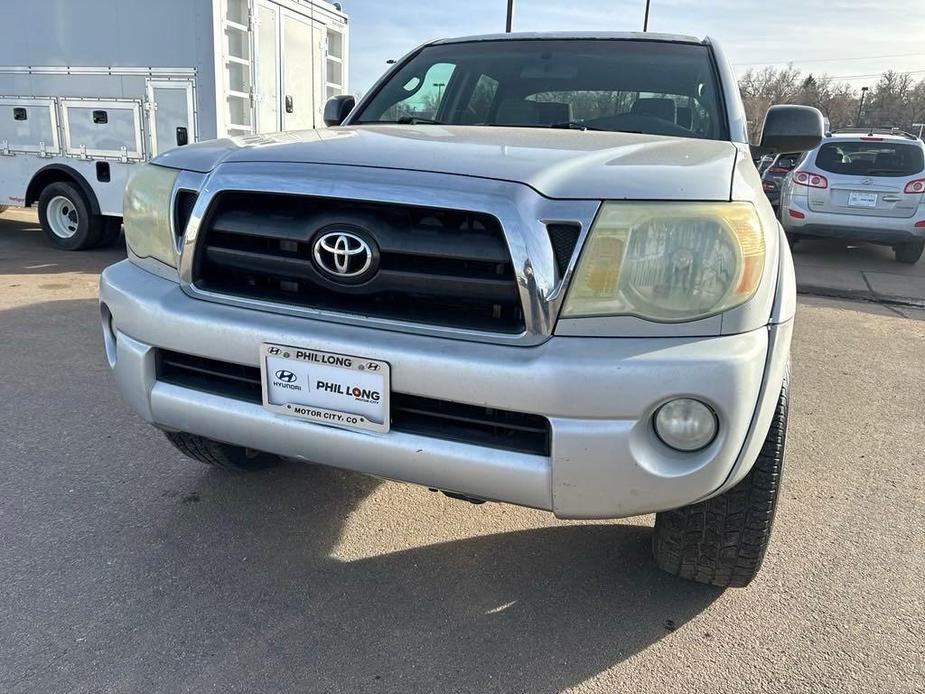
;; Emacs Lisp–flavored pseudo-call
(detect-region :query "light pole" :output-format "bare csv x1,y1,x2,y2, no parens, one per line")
855,86,869,127
433,82,446,103
913,122,925,139
505,0,515,32
643,0,651,31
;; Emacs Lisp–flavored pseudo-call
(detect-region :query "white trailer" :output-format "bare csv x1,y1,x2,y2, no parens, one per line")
0,0,349,249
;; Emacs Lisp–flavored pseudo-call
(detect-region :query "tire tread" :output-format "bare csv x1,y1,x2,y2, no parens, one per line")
163,431,279,472
653,374,789,587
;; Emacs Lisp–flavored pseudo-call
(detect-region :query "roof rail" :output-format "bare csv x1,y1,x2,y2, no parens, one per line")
832,127,919,140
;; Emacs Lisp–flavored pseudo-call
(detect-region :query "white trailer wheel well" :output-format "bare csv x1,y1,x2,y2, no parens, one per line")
25,164,101,216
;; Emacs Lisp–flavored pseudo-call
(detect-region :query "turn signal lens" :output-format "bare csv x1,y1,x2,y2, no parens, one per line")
561,202,766,322
123,164,180,268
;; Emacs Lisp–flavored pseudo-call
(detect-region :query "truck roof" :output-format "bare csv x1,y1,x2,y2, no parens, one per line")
430,31,705,46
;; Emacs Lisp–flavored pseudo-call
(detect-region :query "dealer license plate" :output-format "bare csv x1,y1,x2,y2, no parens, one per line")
260,343,390,433
848,191,878,208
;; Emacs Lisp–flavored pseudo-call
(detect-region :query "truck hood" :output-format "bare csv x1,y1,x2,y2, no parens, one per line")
155,125,738,201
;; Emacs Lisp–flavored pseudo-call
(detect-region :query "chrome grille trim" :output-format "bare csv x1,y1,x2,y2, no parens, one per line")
177,162,600,346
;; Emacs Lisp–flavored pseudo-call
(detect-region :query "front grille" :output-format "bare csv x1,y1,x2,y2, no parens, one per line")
193,192,525,333
155,350,550,456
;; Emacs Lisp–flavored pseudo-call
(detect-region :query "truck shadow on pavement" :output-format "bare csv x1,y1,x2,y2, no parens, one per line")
142,460,722,692
0,213,125,276
1,297,722,694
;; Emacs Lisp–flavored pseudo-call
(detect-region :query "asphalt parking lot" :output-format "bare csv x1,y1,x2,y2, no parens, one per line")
1,209,923,693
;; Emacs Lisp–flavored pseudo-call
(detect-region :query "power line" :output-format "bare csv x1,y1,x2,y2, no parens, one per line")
828,69,925,81
739,65,925,82
734,51,925,67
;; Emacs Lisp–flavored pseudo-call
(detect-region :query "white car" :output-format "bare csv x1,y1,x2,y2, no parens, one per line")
781,129,925,263
100,32,824,587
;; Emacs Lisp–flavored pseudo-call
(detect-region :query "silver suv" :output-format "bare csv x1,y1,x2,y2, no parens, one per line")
100,33,823,587
780,129,925,263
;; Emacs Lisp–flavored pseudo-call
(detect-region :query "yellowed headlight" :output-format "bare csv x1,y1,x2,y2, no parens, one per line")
123,164,180,268
562,202,766,322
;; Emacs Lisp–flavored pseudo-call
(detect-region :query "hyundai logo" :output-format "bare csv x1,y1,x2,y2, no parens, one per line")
312,229,378,281
275,369,298,383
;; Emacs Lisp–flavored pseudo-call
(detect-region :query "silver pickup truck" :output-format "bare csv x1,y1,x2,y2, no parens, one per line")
100,32,824,587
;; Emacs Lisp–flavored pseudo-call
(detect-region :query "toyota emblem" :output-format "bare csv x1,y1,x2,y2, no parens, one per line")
312,230,377,281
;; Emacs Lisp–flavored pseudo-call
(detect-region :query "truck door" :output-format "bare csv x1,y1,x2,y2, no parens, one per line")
60,99,144,161
145,80,196,157
254,0,281,133
281,9,320,131
0,97,60,156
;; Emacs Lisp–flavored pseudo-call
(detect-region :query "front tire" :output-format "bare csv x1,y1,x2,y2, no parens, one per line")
894,241,924,264
37,181,102,250
652,375,789,588
163,431,281,472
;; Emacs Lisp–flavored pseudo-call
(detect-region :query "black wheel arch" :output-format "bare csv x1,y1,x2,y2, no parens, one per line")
26,164,101,216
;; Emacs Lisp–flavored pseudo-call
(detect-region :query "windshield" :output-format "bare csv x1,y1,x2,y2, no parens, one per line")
814,141,925,177
354,39,726,140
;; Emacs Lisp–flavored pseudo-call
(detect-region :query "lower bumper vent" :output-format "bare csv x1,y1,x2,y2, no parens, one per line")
155,350,550,456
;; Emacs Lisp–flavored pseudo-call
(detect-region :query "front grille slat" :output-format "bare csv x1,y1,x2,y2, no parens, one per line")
156,351,262,403
155,349,550,456
194,193,525,333
204,246,518,302
211,209,512,264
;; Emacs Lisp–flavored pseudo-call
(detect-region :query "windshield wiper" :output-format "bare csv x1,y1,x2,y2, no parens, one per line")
395,115,444,125
548,120,609,132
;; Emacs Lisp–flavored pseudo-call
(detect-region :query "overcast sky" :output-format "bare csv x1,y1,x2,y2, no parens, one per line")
342,0,925,94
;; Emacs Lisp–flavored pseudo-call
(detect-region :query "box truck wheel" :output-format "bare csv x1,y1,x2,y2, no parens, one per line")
37,182,102,250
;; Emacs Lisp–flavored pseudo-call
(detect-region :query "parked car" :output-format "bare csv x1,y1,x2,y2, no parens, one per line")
0,0,349,250
100,32,824,587
761,152,802,210
780,129,925,263
756,153,776,174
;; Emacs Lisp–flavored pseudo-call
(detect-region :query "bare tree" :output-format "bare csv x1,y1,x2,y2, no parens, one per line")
740,66,925,140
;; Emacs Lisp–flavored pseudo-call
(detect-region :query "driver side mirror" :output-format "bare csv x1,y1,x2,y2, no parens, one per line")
323,95,356,127
759,105,825,152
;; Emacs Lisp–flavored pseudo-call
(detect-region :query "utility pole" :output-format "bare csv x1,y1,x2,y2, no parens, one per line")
505,0,515,32
643,0,651,31
855,86,869,127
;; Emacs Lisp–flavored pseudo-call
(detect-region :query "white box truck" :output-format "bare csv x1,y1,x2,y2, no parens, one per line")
0,0,349,249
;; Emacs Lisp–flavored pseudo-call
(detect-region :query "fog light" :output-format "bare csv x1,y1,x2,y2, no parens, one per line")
654,398,717,451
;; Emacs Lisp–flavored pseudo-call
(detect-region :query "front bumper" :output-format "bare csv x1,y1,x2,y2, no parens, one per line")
100,260,791,519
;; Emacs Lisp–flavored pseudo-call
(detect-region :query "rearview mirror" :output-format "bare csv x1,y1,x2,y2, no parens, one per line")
759,105,825,152
323,95,356,127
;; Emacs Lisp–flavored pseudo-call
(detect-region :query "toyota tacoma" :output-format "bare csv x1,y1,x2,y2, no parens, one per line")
100,32,824,587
